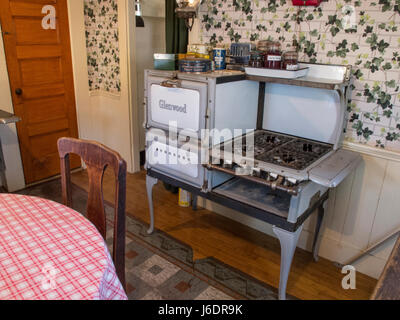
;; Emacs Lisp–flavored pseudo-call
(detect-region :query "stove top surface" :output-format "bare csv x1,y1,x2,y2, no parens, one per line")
223,130,334,171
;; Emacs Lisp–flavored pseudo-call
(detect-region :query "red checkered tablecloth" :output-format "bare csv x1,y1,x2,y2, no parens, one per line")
0,194,127,300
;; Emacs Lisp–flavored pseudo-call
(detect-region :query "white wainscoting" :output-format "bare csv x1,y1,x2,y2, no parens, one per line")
199,142,400,279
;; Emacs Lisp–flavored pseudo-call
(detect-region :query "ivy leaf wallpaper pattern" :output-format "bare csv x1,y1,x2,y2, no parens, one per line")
84,0,121,94
199,0,400,152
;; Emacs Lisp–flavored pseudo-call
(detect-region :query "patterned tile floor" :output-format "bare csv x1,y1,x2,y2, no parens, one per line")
106,232,233,300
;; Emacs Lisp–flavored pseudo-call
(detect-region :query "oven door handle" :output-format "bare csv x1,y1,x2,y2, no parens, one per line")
160,80,182,88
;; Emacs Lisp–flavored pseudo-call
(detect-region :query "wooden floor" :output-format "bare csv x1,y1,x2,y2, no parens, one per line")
71,169,377,300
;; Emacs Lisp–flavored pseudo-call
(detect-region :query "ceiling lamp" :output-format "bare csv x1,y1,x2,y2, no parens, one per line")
135,1,145,28
175,0,200,31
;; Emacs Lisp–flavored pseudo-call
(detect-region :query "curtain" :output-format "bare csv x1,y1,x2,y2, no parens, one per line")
165,0,188,54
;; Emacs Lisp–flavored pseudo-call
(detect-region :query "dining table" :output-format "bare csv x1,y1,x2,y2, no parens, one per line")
0,193,127,300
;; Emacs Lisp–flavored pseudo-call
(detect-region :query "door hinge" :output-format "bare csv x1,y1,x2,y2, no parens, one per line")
201,180,209,193
205,107,210,119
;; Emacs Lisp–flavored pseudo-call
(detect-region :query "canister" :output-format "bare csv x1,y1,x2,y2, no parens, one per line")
213,48,226,70
249,51,264,68
154,54,176,71
264,42,282,69
178,58,212,73
187,44,211,59
283,51,299,71
179,189,192,207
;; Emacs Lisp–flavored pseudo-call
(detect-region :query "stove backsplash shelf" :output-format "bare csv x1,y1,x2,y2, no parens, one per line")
208,63,357,191
252,63,353,152
246,63,352,91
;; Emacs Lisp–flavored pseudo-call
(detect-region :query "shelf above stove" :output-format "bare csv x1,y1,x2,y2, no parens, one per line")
246,75,349,90
246,63,351,90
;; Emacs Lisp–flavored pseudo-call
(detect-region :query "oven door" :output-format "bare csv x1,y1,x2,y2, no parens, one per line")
145,129,206,188
308,149,362,188
147,76,208,137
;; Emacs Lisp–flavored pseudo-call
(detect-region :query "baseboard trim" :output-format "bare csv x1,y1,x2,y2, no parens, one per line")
24,168,83,189
343,141,400,163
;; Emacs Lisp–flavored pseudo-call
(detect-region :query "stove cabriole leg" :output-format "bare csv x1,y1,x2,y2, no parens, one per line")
312,201,327,262
273,225,303,301
146,175,158,235
192,195,198,211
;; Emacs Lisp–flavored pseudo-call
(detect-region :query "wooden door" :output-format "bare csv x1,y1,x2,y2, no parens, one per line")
0,0,80,184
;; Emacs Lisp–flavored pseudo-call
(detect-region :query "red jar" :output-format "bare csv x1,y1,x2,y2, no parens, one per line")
264,42,282,69
283,51,299,71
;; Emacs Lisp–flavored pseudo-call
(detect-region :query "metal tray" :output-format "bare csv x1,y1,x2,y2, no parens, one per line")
245,67,309,79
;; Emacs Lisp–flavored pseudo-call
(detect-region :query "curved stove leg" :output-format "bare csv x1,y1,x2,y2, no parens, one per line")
273,225,303,300
146,175,158,235
312,201,327,262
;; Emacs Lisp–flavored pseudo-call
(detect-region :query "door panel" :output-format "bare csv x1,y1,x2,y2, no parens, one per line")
23,83,65,100
0,0,80,184
14,19,60,44
25,95,67,123
16,45,61,59
30,130,70,156
28,118,69,137
20,58,63,85
10,2,57,17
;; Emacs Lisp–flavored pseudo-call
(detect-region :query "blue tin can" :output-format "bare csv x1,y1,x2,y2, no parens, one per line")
213,48,226,70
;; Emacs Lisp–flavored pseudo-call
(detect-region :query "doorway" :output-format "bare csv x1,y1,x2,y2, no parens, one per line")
134,0,166,159
0,0,80,184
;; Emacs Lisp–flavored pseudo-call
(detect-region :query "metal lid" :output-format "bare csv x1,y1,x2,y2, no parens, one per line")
283,51,298,59
154,54,176,60
267,41,281,52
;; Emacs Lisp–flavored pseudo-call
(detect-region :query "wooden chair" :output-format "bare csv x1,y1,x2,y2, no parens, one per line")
57,137,127,288
371,235,400,300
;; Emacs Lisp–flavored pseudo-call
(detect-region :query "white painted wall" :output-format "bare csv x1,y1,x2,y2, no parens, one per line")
142,0,165,18
0,25,26,192
135,16,166,151
67,0,140,173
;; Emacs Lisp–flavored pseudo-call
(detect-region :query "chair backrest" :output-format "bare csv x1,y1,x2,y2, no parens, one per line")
371,236,400,300
57,137,127,288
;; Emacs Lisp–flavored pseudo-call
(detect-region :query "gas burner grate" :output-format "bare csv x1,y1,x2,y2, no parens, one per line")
255,138,333,170
221,130,333,171
223,131,292,157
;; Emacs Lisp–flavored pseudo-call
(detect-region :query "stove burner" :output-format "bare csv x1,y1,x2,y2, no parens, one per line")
222,130,333,171
303,143,313,152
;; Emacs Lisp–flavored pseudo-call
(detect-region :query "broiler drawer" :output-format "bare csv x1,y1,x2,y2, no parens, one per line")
213,178,290,218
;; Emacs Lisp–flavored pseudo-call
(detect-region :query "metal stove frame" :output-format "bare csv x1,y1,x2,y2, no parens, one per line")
145,63,354,300
146,169,328,301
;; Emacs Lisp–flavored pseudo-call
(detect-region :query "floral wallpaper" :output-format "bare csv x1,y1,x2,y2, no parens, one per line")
84,0,121,93
200,0,400,152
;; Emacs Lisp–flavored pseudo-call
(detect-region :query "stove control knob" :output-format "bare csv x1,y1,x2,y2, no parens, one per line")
283,178,289,187
271,176,284,190
260,170,268,180
251,167,261,177
268,173,278,181
223,159,233,169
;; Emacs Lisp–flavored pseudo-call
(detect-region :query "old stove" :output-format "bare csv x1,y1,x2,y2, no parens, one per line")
144,63,361,300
